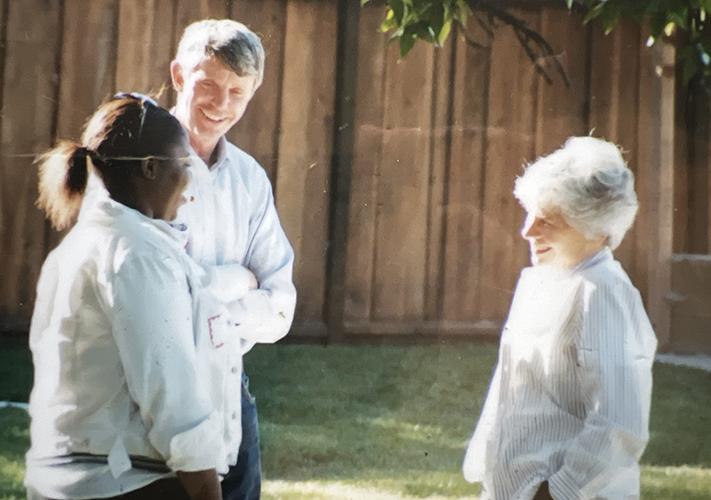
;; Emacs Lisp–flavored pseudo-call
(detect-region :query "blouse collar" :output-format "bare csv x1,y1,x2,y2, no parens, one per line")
80,188,189,250
572,246,613,273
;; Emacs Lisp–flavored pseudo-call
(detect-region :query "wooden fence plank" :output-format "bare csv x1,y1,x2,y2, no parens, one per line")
671,65,689,254
325,0,362,340
706,113,711,253
228,0,287,184
479,9,540,322
174,0,230,31
685,89,711,253
636,35,675,347
343,4,387,322
50,0,119,251
0,0,61,323
56,0,119,139
275,0,337,325
535,9,588,154
0,0,4,292
423,32,455,320
587,21,641,281
0,0,8,241
115,0,176,103
371,41,435,321
440,23,490,321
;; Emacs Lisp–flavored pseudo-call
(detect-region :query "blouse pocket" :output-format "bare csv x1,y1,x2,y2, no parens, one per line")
207,313,230,349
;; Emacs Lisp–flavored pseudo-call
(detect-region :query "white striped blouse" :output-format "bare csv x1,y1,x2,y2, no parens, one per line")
463,248,657,500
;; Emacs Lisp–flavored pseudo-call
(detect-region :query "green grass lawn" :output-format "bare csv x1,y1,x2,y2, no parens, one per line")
2,339,711,499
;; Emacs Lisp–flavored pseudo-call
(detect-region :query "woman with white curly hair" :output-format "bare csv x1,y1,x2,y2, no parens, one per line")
463,137,657,500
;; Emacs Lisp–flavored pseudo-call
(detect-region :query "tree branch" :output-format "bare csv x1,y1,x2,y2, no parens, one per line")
467,0,571,87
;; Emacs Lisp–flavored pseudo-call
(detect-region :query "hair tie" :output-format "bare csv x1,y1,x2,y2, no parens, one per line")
79,146,105,166
67,146,90,194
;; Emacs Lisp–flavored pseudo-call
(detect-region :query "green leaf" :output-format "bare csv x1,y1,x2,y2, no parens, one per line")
409,21,436,43
380,10,398,33
391,0,406,24
649,12,668,37
399,33,417,57
428,1,445,39
701,49,711,66
582,2,609,25
667,9,689,30
664,22,676,37
455,0,470,24
694,41,711,66
437,19,453,46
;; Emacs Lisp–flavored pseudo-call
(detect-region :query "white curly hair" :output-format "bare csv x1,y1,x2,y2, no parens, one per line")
513,136,639,249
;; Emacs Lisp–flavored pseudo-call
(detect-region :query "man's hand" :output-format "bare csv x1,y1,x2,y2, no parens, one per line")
533,480,554,500
177,469,222,500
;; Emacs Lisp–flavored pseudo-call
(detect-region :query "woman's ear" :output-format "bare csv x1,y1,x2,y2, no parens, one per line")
140,158,157,180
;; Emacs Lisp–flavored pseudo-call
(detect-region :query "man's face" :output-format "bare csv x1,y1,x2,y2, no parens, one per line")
172,56,258,146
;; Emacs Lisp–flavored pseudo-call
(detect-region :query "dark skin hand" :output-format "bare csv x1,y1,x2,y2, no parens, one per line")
533,480,554,500
177,469,222,500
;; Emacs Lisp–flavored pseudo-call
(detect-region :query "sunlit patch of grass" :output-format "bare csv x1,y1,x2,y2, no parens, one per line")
641,465,711,499
263,478,478,499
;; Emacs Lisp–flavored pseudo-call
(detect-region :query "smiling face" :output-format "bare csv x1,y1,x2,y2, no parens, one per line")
171,55,258,162
521,208,606,269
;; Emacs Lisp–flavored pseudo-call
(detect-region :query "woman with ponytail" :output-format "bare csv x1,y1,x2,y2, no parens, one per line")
25,95,237,500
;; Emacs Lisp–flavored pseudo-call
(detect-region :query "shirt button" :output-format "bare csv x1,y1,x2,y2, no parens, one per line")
231,366,239,374
232,411,238,420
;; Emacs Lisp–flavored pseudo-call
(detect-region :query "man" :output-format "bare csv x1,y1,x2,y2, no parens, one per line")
170,19,297,500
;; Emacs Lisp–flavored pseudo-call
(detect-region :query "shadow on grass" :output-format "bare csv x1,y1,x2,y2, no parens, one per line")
644,363,711,468
0,337,32,403
0,409,29,499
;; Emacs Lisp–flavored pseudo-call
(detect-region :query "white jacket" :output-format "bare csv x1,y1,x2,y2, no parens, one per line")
26,196,243,499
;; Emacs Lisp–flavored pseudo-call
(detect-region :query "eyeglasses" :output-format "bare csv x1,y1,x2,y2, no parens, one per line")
113,92,160,146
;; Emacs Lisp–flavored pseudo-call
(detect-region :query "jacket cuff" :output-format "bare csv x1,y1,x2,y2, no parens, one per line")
549,468,585,500
167,411,223,472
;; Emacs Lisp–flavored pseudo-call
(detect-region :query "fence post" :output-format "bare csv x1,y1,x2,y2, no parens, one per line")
324,0,360,343
637,37,675,349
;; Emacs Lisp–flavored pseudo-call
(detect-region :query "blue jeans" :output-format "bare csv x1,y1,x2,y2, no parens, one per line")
221,372,261,500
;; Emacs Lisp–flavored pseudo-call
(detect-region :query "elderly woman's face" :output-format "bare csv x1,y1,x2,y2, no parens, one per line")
521,208,606,268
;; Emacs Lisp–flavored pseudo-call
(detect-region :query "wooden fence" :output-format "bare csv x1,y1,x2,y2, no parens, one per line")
0,0,683,346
